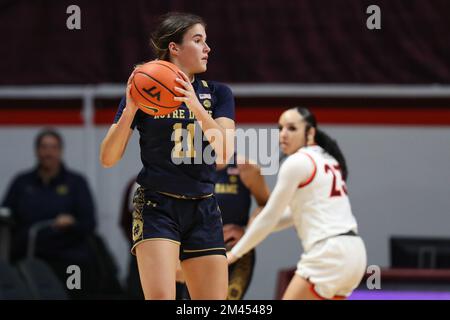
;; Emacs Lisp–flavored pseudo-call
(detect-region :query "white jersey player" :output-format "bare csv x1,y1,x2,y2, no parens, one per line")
227,107,367,300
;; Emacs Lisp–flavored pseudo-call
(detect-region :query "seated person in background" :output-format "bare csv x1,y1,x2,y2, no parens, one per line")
2,129,98,299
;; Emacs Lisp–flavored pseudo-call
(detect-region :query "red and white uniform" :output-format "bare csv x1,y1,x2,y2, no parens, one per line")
231,145,366,299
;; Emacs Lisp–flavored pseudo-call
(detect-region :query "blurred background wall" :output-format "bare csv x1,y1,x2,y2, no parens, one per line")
1,119,449,299
1,0,450,299
1,0,449,84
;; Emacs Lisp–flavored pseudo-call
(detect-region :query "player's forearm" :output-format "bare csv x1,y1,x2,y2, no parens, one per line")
209,124,235,165
233,161,302,257
273,208,294,232
247,206,264,227
231,211,278,258
100,127,128,168
100,108,136,167
190,105,235,164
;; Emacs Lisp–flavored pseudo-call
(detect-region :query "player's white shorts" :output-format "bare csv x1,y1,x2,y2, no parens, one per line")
296,235,367,299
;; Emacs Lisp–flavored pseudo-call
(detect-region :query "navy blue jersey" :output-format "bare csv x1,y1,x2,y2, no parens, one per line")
114,78,234,197
215,163,251,226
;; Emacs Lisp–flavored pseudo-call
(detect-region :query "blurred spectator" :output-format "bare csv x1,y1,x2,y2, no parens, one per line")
2,129,98,299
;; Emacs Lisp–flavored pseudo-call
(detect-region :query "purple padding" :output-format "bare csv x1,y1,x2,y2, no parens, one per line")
348,290,450,300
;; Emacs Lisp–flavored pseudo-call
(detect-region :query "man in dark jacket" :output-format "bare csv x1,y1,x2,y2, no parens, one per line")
2,129,97,299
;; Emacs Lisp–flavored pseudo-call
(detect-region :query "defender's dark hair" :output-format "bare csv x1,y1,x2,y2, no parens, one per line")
35,129,64,150
150,12,206,61
295,107,348,180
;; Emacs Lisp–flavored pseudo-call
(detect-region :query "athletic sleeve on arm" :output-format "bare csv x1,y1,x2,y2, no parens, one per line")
273,207,295,232
113,96,139,129
212,83,235,120
231,153,315,258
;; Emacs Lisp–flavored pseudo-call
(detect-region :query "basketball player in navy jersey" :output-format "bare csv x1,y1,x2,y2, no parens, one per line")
100,12,235,300
176,154,270,300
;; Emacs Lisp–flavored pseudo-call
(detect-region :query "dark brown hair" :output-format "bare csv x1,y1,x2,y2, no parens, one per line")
150,12,206,61
35,128,64,150
295,107,348,180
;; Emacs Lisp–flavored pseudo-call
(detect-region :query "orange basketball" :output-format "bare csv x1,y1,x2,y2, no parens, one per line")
130,60,183,116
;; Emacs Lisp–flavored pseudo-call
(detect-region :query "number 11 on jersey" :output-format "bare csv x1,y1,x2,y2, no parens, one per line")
172,123,196,159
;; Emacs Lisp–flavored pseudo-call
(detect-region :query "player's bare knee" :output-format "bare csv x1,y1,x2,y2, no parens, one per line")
145,289,175,300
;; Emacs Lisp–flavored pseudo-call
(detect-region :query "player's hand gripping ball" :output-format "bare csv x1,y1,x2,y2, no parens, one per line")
130,60,183,116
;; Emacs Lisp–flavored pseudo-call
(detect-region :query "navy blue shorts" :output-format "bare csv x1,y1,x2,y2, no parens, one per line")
131,187,226,261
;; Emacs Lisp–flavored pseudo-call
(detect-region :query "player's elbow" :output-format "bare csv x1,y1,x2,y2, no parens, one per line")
223,140,235,164
213,145,234,166
99,139,123,168
216,150,234,166
99,152,119,168
101,162,115,169
223,149,235,164
100,158,116,168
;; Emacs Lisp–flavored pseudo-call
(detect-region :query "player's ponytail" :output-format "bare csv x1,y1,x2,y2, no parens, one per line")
295,107,348,181
314,129,348,181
